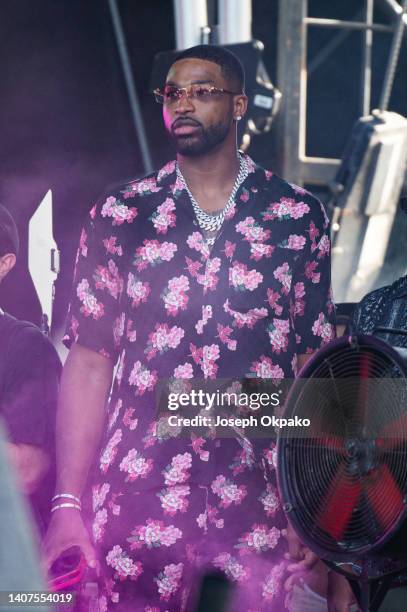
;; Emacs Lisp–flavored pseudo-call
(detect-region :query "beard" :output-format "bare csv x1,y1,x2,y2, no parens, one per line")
168,119,231,156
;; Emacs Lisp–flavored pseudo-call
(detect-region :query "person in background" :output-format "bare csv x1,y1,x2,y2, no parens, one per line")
0,204,61,536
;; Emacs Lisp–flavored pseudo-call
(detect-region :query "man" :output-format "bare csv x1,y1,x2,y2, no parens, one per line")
0,204,61,535
44,45,335,611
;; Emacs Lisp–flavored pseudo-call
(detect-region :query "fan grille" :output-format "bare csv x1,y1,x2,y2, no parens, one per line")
279,335,407,559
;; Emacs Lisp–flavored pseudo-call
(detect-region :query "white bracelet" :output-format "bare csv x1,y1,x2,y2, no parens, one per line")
51,503,81,513
52,493,81,505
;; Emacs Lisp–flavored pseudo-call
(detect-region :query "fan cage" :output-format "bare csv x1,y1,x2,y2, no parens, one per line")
277,334,407,562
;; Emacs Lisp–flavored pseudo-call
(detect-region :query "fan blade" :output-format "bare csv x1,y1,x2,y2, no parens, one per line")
366,464,403,530
376,414,407,451
317,462,361,540
305,436,346,455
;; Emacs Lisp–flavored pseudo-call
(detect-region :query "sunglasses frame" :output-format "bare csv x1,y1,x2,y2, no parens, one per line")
153,85,241,104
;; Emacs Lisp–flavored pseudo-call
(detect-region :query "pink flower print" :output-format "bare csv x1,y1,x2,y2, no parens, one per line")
134,240,177,271
202,343,220,379
240,188,250,202
290,182,307,195
79,229,88,257
305,260,320,284
195,305,213,334
93,508,108,543
237,524,280,555
103,236,123,256
171,174,185,196
267,318,290,354
213,553,250,582
128,361,158,395
229,446,255,476
307,220,320,248
123,177,161,198
211,475,247,508
273,262,292,294
223,240,236,260
263,444,278,471
282,234,306,251
224,201,237,221
113,313,125,349
187,231,209,257
250,356,285,379
123,407,138,430
236,217,270,243
101,196,137,226
108,398,122,431
249,242,274,261
262,197,310,221
89,204,97,219
223,300,268,330
312,312,335,343
154,563,183,601
158,485,190,516
173,362,194,379
106,545,143,581
265,169,273,180
185,256,203,278
190,435,210,462
126,319,137,343
216,324,237,351
92,483,110,512
150,198,177,234
128,519,182,550
100,429,122,474
267,289,283,316
229,262,263,291
157,160,176,182
294,281,305,317
94,260,123,299
262,562,285,602
196,257,221,293
77,279,105,320
119,449,153,482
258,483,280,517
127,273,151,307
163,453,192,485
145,323,185,360
317,233,330,258
162,275,190,316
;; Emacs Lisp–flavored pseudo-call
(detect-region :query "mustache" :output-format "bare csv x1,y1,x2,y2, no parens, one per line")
171,118,202,131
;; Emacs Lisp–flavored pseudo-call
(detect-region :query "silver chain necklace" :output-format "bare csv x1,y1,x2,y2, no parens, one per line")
176,154,249,244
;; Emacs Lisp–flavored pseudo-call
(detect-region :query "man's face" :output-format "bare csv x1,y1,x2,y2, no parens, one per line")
163,58,239,156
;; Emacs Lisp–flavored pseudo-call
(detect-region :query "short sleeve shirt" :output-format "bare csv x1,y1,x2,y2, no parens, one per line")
64,155,335,491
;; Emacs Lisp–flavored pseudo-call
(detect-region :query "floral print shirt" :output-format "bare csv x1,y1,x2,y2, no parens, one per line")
64,154,335,491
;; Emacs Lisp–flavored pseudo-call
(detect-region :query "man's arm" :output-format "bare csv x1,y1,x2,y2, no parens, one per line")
43,342,113,570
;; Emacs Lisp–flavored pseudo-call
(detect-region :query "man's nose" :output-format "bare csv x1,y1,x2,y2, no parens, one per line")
174,91,195,113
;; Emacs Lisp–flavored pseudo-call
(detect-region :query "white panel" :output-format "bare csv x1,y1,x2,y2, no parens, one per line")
173,0,208,50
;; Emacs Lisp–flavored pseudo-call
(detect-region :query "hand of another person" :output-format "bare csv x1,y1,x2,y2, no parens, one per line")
282,522,320,592
42,508,97,576
7,442,50,495
327,571,360,612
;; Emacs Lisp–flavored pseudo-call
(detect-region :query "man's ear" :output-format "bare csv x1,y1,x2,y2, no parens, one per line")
0,253,16,281
233,93,248,121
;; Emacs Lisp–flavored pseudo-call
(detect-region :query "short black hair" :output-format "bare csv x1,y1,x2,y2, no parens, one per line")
173,44,245,92
0,205,19,257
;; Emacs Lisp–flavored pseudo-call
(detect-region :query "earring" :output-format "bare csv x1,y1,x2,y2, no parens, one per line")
235,116,242,121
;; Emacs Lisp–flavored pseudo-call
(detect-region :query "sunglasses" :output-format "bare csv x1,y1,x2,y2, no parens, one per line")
153,84,241,105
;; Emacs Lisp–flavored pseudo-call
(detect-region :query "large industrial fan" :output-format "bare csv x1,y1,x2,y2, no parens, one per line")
277,334,407,611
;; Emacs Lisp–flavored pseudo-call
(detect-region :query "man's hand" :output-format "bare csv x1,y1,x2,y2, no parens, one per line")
42,509,97,574
7,442,50,495
282,522,320,592
327,571,359,612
